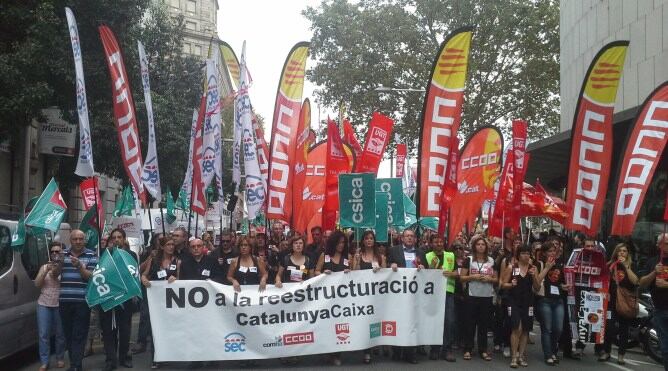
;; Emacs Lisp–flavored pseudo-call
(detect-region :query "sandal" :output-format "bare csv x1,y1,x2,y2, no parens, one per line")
510,357,518,368
463,352,472,360
482,352,492,361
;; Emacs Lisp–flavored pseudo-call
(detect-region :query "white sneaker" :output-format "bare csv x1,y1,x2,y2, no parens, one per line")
503,347,511,358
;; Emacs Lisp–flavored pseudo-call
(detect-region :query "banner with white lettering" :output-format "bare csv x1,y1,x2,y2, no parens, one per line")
611,82,668,236
375,178,405,227
416,27,473,218
138,41,162,200
148,269,444,361
339,173,376,228
565,41,628,235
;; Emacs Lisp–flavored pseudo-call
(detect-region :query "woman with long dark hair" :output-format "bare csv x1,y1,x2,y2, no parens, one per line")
227,236,268,292
275,236,312,287
534,240,566,365
460,234,497,361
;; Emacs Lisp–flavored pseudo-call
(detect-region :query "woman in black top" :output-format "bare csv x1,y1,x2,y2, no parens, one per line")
353,230,386,272
314,230,351,366
534,240,566,365
596,242,639,364
227,236,268,292
275,236,311,287
500,245,538,368
140,237,179,369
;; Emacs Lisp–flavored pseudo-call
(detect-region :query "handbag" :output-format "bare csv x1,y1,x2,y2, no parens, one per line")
615,286,638,319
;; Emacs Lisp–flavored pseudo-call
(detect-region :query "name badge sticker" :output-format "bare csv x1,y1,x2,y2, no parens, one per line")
169,264,177,271
157,270,167,279
550,285,560,295
238,266,248,273
249,266,258,273
202,269,211,277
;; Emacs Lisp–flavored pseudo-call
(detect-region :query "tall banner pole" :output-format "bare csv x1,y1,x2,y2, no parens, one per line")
159,202,166,235
93,177,102,257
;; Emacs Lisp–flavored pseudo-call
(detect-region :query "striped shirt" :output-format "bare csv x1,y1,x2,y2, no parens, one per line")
59,248,97,303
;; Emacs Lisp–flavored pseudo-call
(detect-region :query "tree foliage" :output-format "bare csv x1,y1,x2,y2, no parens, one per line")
304,0,559,152
0,0,203,194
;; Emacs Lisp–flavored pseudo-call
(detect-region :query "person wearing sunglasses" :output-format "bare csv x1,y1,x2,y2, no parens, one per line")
35,242,67,370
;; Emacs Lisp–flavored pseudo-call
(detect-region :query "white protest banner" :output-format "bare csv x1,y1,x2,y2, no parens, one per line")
148,269,444,361
110,217,142,239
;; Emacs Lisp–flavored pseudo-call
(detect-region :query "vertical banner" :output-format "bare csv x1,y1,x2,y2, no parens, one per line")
343,119,363,160
219,40,241,89
448,127,503,244
80,177,105,228
323,120,352,230
437,136,459,236
266,42,310,222
138,41,161,200
292,99,312,227
99,25,145,204
202,54,223,191
295,142,326,234
611,82,668,236
375,192,389,243
190,95,208,216
253,115,270,185
510,120,528,231
355,112,394,174
396,140,407,178
416,27,473,218
237,42,265,220
339,173,376,228
375,178,406,227
181,110,198,196
566,41,628,235
65,8,94,177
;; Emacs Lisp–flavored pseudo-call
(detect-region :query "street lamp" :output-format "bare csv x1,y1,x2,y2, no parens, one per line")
374,84,426,93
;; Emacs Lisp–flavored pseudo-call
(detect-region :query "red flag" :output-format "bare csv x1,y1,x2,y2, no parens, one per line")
295,142,326,234
80,177,105,228
342,119,363,160
99,25,145,205
266,42,310,223
510,120,528,231
448,127,503,243
356,112,394,173
531,180,569,224
611,82,668,236
396,143,407,178
292,99,313,227
323,120,351,230
489,150,514,238
190,95,207,216
566,42,628,235
252,114,270,185
438,136,459,236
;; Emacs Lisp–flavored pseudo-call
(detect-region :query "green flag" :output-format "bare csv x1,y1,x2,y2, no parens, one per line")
11,217,25,250
113,186,135,217
175,188,189,211
375,178,406,227
80,204,99,250
375,193,389,243
86,248,128,308
100,248,142,311
165,189,177,224
339,173,376,228
24,178,67,232
24,196,39,216
251,213,266,227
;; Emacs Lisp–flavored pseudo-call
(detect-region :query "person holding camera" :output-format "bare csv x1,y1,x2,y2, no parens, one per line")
35,241,67,371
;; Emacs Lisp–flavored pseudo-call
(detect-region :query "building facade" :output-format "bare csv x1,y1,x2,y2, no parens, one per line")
527,0,668,252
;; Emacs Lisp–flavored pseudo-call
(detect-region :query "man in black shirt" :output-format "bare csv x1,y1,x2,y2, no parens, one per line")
306,226,324,261
179,239,222,281
171,227,189,257
639,233,668,370
211,232,238,284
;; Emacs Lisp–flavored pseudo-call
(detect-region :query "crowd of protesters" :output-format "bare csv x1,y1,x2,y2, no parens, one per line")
34,220,668,370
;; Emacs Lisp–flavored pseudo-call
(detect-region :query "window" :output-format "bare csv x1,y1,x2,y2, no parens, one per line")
186,0,196,14
185,21,196,31
194,45,202,56
183,43,191,54
0,226,13,276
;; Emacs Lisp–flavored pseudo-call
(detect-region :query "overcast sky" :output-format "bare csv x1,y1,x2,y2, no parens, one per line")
216,0,397,177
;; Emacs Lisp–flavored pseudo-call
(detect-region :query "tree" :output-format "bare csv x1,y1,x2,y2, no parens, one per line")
0,0,203,195
303,0,559,152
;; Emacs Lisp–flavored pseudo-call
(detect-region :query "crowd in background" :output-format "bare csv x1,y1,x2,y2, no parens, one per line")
33,221,668,371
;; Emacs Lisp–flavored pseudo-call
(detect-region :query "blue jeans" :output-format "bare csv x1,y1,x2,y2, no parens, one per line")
37,305,65,366
654,309,668,371
60,301,91,369
538,297,564,360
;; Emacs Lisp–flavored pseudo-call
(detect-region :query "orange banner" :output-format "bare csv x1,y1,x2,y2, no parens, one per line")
566,41,628,236
448,127,502,244
611,82,668,236
219,41,240,89
295,141,326,234
417,27,473,218
292,99,313,228
267,42,310,223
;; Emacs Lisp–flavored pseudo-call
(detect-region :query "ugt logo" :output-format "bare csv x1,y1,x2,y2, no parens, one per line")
335,323,350,345
224,332,246,352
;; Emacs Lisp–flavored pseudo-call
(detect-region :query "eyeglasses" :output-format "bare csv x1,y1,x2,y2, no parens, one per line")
50,250,62,254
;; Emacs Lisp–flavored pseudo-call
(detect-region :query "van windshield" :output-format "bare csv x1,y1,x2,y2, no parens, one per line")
0,226,12,276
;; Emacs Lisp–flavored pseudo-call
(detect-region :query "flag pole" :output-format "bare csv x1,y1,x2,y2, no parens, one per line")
92,176,102,257
159,193,166,236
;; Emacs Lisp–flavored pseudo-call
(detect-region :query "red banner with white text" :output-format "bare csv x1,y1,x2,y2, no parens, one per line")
99,25,145,204
510,120,528,231
343,119,363,161
190,95,207,216
79,177,105,228
566,41,628,236
416,27,473,218
266,42,310,222
295,142,326,235
356,112,394,174
396,143,407,178
292,99,313,228
448,127,502,244
438,136,459,236
611,82,668,236
252,114,270,186
323,120,353,230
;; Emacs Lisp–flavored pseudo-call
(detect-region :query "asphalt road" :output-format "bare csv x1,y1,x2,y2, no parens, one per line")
2,323,662,371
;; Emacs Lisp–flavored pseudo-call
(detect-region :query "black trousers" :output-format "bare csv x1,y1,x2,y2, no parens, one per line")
464,296,493,354
60,302,91,369
99,304,133,366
